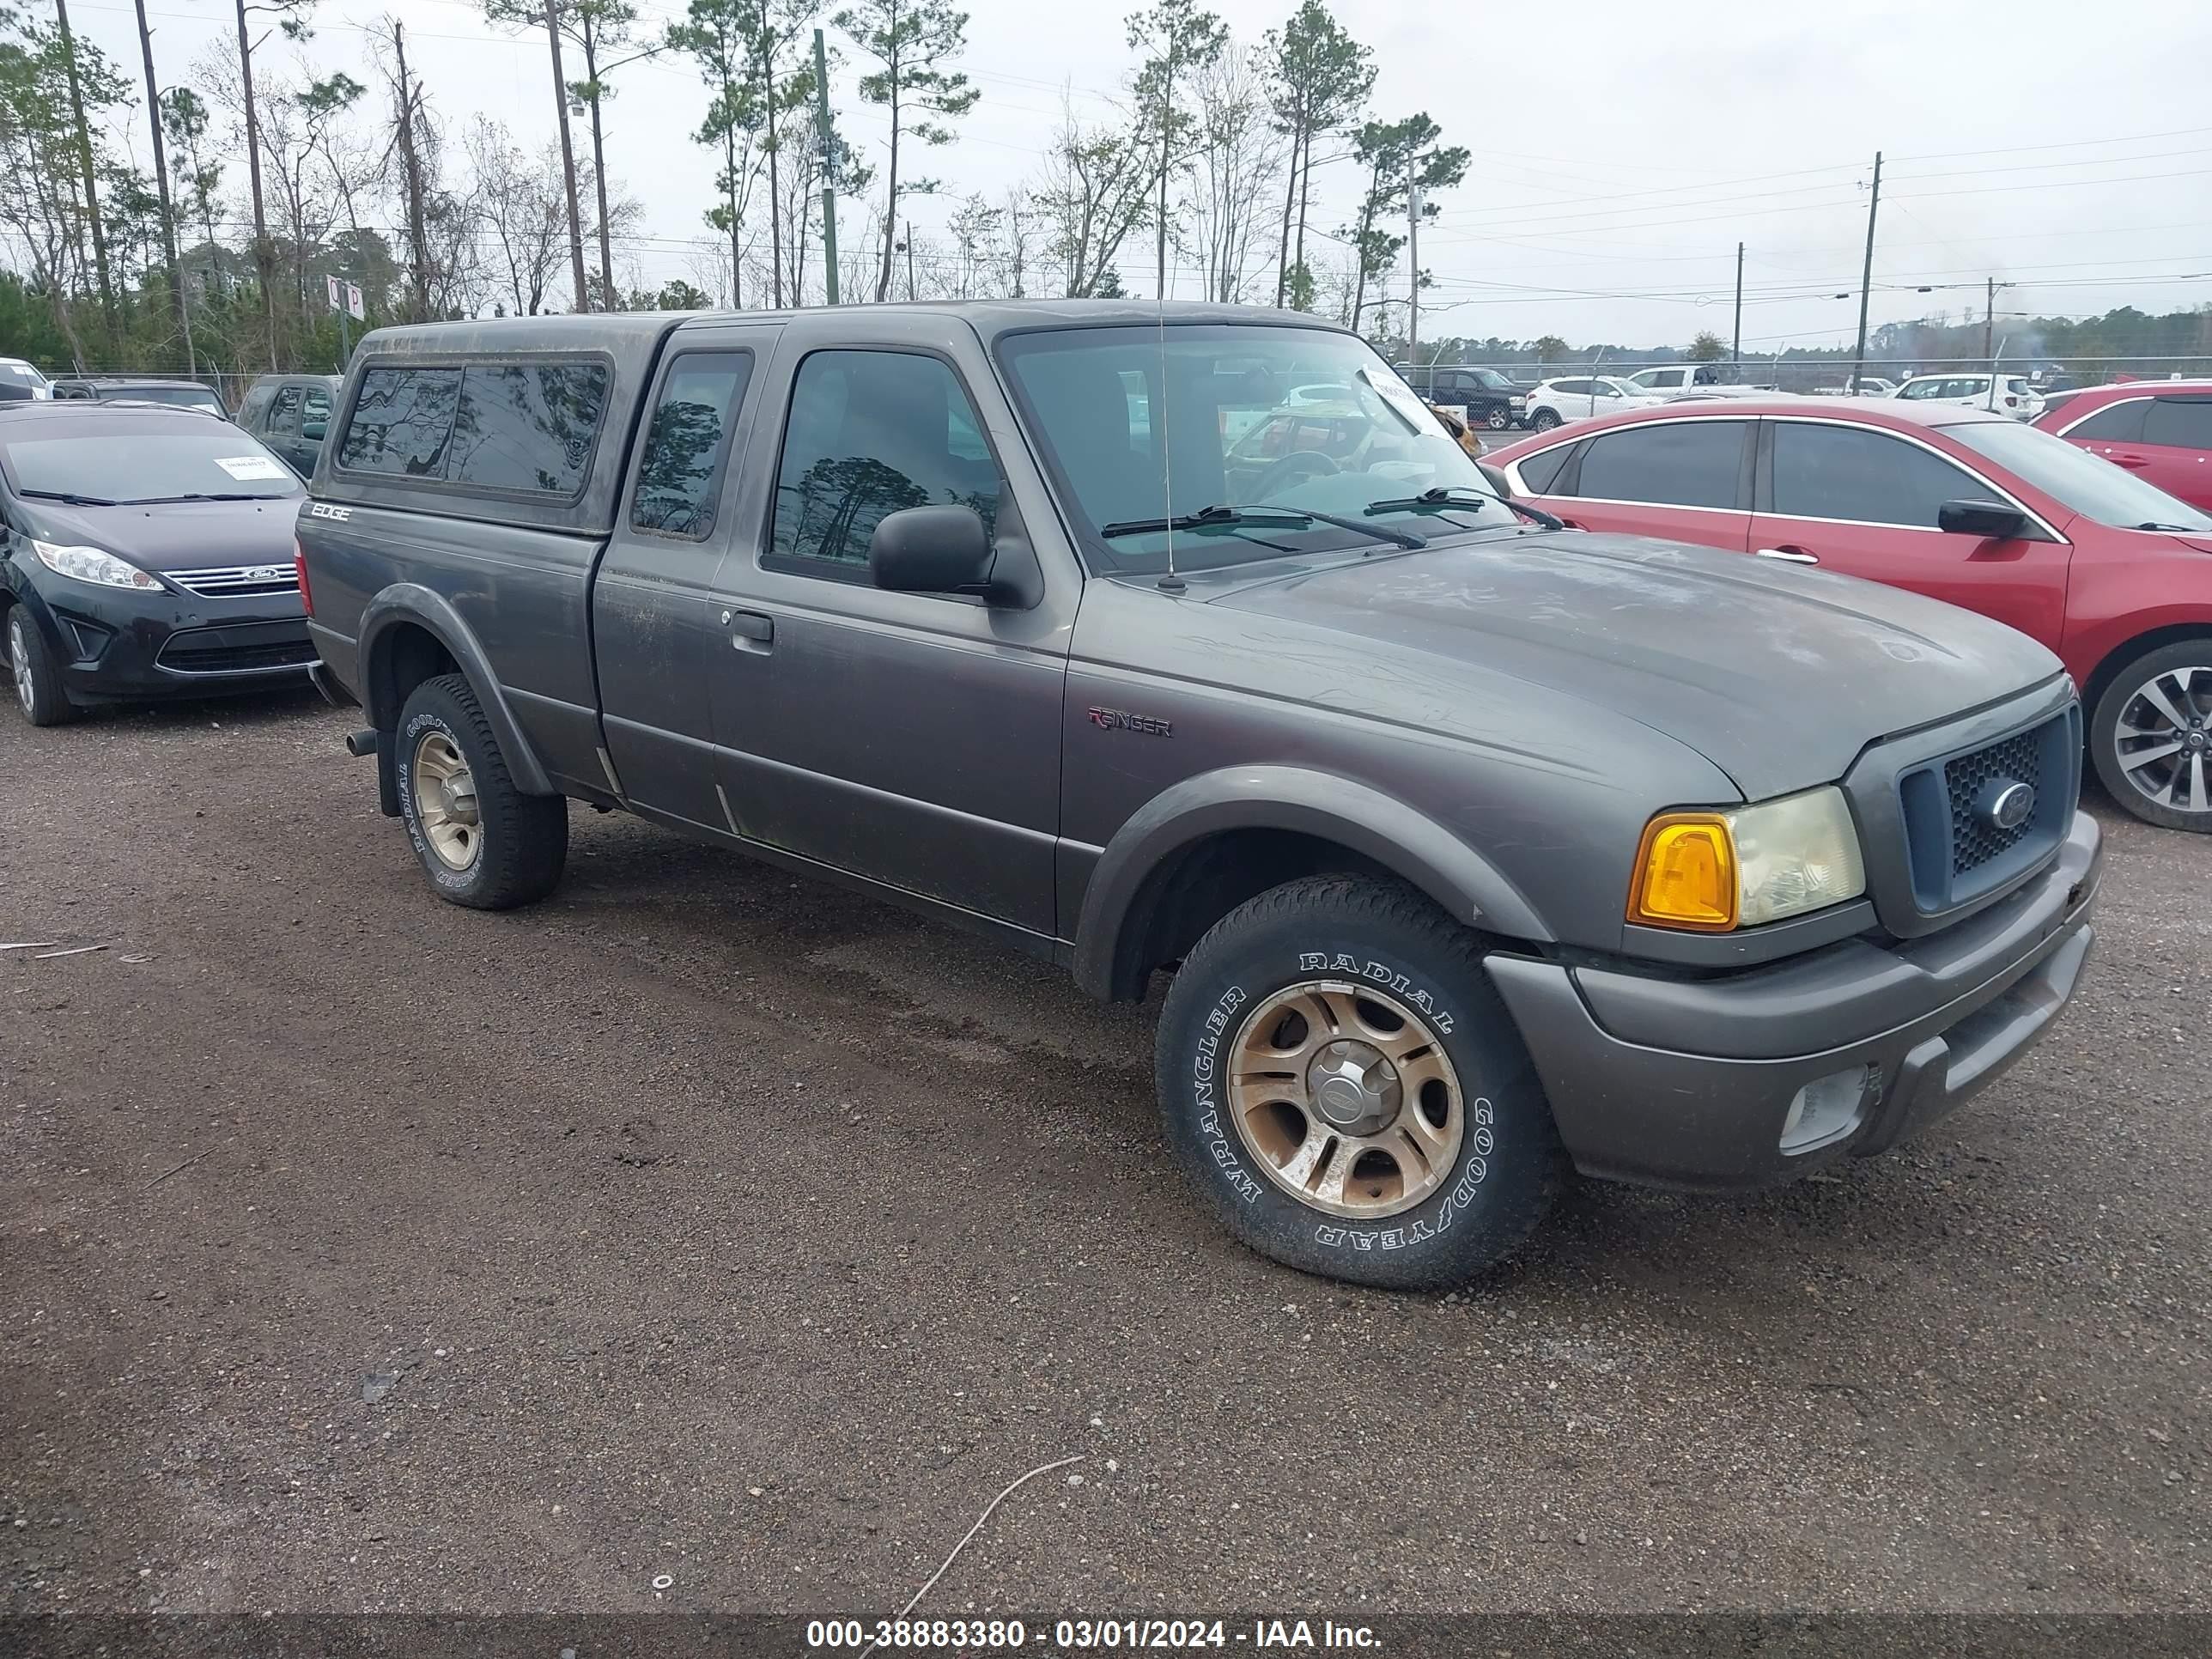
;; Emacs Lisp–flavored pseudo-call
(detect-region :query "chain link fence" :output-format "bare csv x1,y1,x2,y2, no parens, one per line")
1429,356,2212,394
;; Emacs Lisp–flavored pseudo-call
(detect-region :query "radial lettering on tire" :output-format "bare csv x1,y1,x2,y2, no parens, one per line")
1224,977,1465,1220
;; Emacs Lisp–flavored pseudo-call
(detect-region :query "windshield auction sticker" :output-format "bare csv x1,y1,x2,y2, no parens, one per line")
215,455,290,482
1359,367,1443,436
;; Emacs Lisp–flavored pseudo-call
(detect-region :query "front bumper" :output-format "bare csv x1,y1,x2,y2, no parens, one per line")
16,577,313,702
1486,811,2102,1191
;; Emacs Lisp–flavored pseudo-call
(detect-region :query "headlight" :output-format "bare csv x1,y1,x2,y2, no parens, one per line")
29,539,164,592
1629,786,1865,932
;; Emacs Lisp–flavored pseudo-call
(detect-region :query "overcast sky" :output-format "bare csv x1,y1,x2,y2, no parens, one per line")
58,0,2212,352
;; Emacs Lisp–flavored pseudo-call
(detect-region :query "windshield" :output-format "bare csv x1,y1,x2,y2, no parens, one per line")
1949,418,2212,532
1,363,46,389
0,425,301,502
997,325,1510,575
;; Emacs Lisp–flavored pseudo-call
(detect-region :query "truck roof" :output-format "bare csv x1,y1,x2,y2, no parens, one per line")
356,299,1347,362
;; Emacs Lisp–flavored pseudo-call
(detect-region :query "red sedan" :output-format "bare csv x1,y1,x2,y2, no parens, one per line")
1485,398,2212,830
2033,378,2212,513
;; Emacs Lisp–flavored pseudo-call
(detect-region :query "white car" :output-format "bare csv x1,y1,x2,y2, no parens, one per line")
1624,364,1772,400
1809,376,1899,398
1892,372,2044,421
1522,375,1663,431
0,356,52,399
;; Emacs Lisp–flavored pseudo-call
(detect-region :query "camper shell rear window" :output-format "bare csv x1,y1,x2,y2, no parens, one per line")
336,360,611,500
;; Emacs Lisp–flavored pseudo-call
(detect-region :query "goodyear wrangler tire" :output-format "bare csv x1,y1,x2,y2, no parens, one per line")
395,673,568,909
1156,874,1565,1290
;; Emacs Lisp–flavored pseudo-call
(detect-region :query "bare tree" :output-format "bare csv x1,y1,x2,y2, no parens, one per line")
467,118,570,314
944,191,996,298
1034,91,1149,300
988,184,1036,297
1182,43,1284,303
246,58,370,347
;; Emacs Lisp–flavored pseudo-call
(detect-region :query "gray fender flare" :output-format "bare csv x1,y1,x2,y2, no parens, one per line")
357,584,556,798
1072,765,1552,999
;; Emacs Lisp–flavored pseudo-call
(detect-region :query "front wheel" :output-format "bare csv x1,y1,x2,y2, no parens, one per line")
2089,643,2212,831
7,605,73,727
1154,874,1565,1290
395,673,569,907
1484,404,1512,432
1529,408,1561,433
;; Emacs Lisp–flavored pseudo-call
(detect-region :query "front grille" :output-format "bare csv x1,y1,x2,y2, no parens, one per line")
167,562,300,598
1944,727,2044,878
1896,709,2076,914
156,626,315,675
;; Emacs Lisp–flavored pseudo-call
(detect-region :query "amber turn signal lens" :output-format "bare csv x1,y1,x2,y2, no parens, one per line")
1628,814,1739,931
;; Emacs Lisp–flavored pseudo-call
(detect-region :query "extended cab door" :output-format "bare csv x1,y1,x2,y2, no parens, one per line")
1749,416,2072,653
594,326,777,832
698,318,1078,939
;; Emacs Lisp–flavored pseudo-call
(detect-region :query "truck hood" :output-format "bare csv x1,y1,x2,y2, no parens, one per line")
1204,529,2065,800
16,495,304,574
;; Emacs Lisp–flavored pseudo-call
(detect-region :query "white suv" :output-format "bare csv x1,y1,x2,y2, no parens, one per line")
1522,375,1663,431
1893,373,2044,420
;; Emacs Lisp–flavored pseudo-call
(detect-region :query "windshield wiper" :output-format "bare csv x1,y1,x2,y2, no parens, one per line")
18,488,118,507
124,492,270,504
1365,485,1567,533
2134,521,2199,532
1100,502,1425,551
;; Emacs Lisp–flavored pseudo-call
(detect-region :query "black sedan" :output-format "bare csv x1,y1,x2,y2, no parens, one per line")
1,403,313,726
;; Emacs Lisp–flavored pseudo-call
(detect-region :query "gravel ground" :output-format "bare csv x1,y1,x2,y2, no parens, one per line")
2,688,2206,1620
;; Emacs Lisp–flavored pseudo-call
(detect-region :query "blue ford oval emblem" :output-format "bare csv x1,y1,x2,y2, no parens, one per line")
1984,781,2036,832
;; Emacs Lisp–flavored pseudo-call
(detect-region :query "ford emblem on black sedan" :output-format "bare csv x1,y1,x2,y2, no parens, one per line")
1984,781,2036,832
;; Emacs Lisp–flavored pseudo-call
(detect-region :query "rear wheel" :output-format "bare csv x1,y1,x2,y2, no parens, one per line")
395,673,568,906
1155,874,1565,1289
6,606,73,727
2090,641,2212,831
1529,408,1561,433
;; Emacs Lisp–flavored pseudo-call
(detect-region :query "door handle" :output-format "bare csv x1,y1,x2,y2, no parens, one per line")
1755,546,1820,564
2110,453,2151,470
727,610,775,647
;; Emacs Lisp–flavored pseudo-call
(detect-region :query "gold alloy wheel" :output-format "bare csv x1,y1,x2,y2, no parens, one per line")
410,730,482,872
1227,979,1467,1219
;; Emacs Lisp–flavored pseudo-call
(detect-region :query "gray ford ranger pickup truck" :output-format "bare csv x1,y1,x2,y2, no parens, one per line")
297,302,2102,1289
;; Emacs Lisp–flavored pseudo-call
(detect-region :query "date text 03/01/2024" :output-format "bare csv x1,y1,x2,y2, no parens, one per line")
803,1617,1382,1650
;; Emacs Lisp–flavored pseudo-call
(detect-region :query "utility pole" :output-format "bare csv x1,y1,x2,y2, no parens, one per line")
131,0,192,373
815,28,838,306
1850,150,1881,397
233,0,276,365
1407,177,1421,370
905,220,916,302
545,0,590,312
53,0,116,337
1731,241,1743,368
